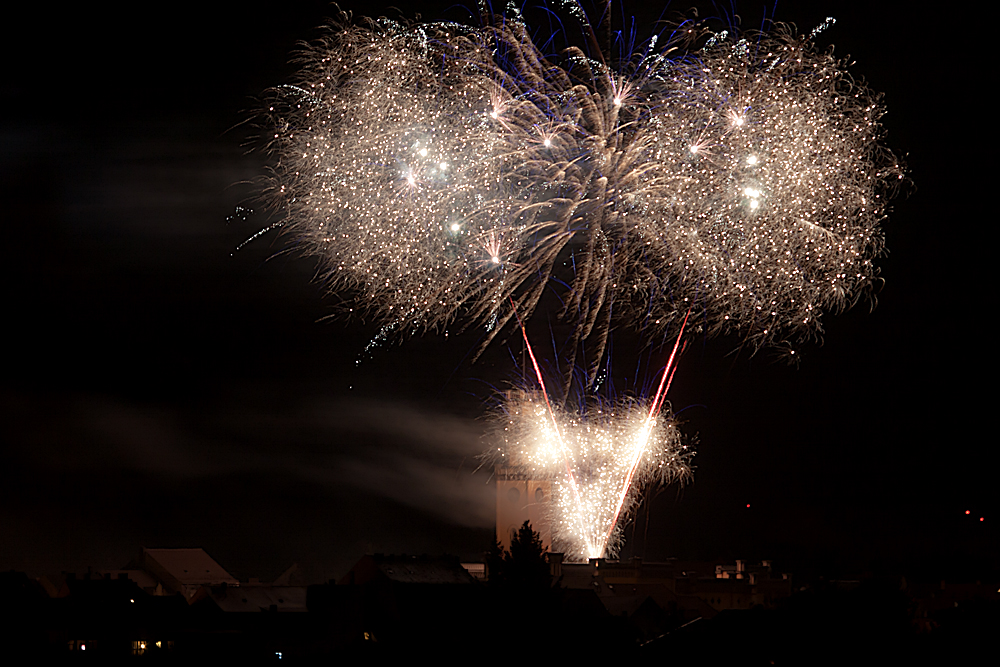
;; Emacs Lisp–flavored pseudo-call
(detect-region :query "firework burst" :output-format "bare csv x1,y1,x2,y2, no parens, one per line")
264,10,902,390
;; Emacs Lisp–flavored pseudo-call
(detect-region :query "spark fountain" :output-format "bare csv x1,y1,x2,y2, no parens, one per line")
491,309,693,559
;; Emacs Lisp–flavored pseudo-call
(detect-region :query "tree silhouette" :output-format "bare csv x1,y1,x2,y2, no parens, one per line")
487,521,550,590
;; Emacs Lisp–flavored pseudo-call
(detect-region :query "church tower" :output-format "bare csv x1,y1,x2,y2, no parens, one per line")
495,468,552,552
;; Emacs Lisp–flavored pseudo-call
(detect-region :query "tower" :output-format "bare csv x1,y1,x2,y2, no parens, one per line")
495,467,552,552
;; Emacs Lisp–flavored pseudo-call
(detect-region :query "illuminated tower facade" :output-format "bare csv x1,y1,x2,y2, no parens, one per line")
495,468,552,552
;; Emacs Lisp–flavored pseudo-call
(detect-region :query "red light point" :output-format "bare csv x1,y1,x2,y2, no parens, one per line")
980,517,985,522
965,510,971,515
746,504,751,508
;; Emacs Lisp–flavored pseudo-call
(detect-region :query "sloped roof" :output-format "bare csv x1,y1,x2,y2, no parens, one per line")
203,585,308,612
342,554,477,586
142,548,238,587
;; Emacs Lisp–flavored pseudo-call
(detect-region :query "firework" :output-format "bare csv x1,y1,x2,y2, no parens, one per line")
488,307,691,561
261,6,903,560
492,388,693,559
264,10,902,387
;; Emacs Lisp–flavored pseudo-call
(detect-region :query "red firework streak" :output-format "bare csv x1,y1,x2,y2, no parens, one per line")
509,299,591,551
600,309,690,555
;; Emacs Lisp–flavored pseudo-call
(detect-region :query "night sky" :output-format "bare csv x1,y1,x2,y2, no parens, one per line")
2,1,992,585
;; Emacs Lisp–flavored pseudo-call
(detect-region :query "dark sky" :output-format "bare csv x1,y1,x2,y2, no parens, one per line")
1,1,991,584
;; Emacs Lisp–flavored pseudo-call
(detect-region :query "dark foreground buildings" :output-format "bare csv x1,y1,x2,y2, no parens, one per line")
1,545,994,661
